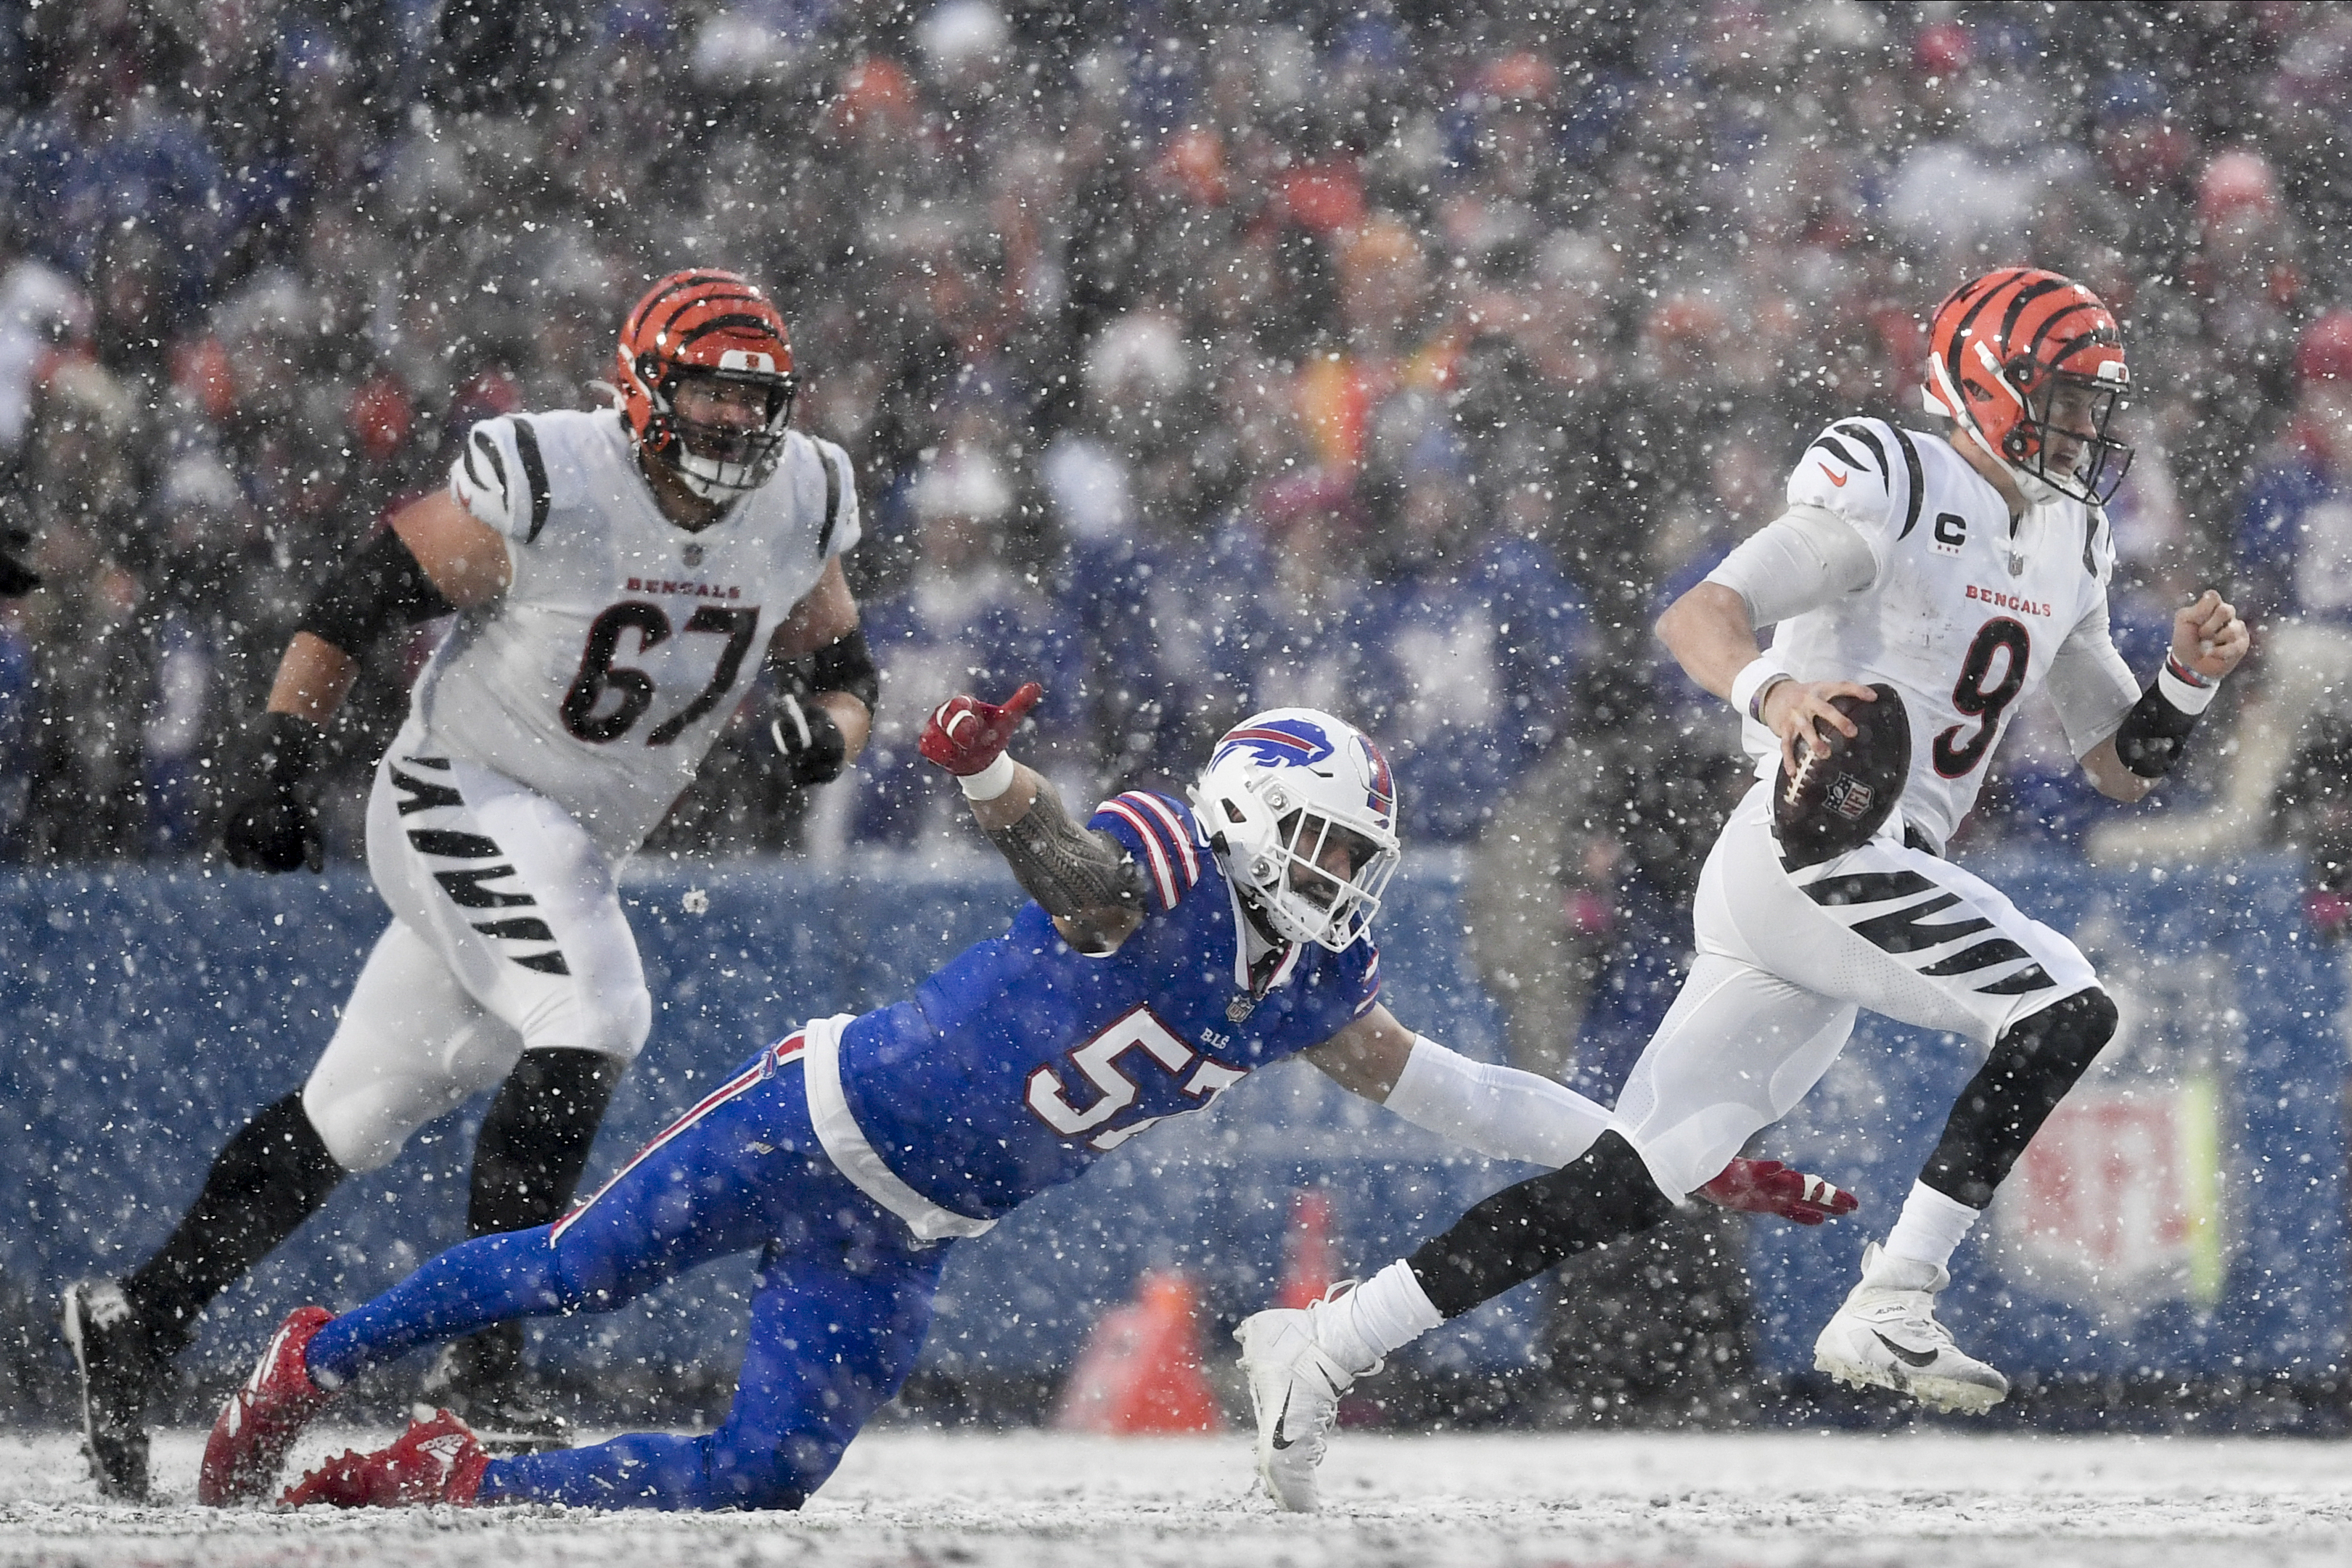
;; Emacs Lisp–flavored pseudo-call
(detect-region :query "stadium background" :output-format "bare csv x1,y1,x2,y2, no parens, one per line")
4,0,2352,1436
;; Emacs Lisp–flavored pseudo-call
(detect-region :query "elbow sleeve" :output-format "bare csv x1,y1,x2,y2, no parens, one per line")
1705,506,1877,627
296,527,456,657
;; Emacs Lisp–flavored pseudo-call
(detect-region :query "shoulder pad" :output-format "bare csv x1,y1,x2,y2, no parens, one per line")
1093,791,1204,914
1787,418,1921,542
449,414,554,543
804,434,859,559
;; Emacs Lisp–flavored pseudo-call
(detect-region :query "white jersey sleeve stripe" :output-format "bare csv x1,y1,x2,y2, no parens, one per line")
1101,798,1179,910
1123,792,1200,888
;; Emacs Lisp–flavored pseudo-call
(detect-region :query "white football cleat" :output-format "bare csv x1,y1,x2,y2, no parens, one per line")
1813,1242,2009,1414
1233,1292,1371,1513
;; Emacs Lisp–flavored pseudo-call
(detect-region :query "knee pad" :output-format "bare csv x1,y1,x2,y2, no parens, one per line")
522,969,651,1063
1925,986,2118,1207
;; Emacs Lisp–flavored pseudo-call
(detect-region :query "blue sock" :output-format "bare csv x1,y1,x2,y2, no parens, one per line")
308,1228,569,1388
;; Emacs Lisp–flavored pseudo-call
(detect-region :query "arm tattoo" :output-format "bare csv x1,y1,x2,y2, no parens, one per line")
985,778,1146,927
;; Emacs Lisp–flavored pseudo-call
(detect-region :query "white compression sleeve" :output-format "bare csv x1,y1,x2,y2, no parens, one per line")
1705,504,1879,627
1381,1035,1610,1167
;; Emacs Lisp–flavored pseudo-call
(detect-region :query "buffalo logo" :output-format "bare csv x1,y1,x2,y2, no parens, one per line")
1213,718,1336,771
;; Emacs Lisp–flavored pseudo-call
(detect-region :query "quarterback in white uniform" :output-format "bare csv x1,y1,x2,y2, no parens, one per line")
62,271,880,1501
1234,267,2250,1510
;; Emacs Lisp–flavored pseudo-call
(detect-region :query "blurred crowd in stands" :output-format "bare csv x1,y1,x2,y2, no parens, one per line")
3,0,2351,1424
4,0,2349,960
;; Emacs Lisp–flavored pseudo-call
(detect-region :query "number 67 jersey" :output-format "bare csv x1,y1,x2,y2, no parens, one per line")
414,409,858,859
1750,416,2133,852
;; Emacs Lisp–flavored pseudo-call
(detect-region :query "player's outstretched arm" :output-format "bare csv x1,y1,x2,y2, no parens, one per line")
1306,1006,1858,1225
921,684,1147,953
224,490,499,873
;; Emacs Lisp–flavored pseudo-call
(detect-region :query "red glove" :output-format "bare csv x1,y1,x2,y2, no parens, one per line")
1695,1158,1859,1226
919,682,1043,779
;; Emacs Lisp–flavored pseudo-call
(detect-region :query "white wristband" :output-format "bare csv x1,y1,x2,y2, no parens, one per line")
2157,658,2218,715
1730,654,1794,724
1382,1035,1611,1167
958,752,1017,800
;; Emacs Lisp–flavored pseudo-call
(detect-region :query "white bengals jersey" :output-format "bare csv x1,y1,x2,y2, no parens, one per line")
1729,417,2126,850
411,408,859,858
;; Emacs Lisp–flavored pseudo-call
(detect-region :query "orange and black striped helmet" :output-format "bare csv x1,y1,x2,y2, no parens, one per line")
616,269,797,503
1923,267,2134,506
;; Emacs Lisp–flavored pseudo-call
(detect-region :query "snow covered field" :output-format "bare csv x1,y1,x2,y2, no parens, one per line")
5,1426,2352,1567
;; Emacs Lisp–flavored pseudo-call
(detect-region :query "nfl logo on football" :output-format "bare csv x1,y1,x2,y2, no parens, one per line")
1824,773,1875,824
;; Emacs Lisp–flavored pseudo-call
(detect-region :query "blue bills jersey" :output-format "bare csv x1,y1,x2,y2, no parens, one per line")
835,790,1382,1218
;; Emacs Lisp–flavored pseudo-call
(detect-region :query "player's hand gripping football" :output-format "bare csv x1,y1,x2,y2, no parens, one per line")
919,682,1042,777
2171,588,2248,684
1697,1158,1859,1226
222,713,327,874
1760,678,1880,781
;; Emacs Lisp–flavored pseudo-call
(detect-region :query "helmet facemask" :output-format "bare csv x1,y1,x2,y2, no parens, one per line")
1998,356,2134,507
640,359,797,503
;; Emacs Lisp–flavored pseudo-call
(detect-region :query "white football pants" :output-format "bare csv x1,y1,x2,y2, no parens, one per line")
1610,780,2099,1197
301,721,652,1173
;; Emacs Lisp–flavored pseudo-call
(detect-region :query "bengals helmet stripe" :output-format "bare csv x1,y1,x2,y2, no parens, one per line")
1924,266,2134,507
617,269,798,506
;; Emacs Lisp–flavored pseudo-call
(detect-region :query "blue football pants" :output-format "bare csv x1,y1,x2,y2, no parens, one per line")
305,1040,949,1509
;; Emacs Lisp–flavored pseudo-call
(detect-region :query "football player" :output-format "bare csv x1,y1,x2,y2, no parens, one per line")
190,691,1851,1511
1235,266,2251,1510
62,271,878,1501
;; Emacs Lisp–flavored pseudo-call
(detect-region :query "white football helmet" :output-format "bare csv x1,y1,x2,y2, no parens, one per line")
1188,709,1401,952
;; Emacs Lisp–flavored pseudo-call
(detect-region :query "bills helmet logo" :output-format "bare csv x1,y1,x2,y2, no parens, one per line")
1210,716,1394,832
1211,718,1337,771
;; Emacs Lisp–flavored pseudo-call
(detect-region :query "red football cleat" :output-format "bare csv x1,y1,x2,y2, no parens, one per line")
280,1410,488,1509
197,1305,337,1506
1697,1158,1860,1226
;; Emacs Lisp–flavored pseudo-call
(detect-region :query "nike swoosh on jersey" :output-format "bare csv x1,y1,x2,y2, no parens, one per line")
1818,461,1849,487
1873,1330,1940,1368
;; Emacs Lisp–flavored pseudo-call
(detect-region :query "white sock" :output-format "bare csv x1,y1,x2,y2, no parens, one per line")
1880,1181,1981,1272
1319,1260,1443,1374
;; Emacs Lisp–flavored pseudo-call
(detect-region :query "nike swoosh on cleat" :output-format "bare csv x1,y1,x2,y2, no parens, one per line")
1269,1390,1295,1450
1818,462,1848,486
1873,1331,1940,1368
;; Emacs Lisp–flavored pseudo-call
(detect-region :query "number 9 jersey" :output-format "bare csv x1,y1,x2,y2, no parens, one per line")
1745,416,2136,851
419,408,858,858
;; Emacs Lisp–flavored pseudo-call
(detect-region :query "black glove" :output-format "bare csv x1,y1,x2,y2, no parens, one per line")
223,712,327,873
766,688,848,787
0,525,37,598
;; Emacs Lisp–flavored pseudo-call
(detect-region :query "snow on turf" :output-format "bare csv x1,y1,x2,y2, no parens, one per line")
7,1428,2352,1567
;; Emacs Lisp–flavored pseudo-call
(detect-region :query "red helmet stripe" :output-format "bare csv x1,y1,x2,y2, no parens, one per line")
627,271,749,337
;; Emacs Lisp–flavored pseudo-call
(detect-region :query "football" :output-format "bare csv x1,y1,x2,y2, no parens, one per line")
1771,684,1911,869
